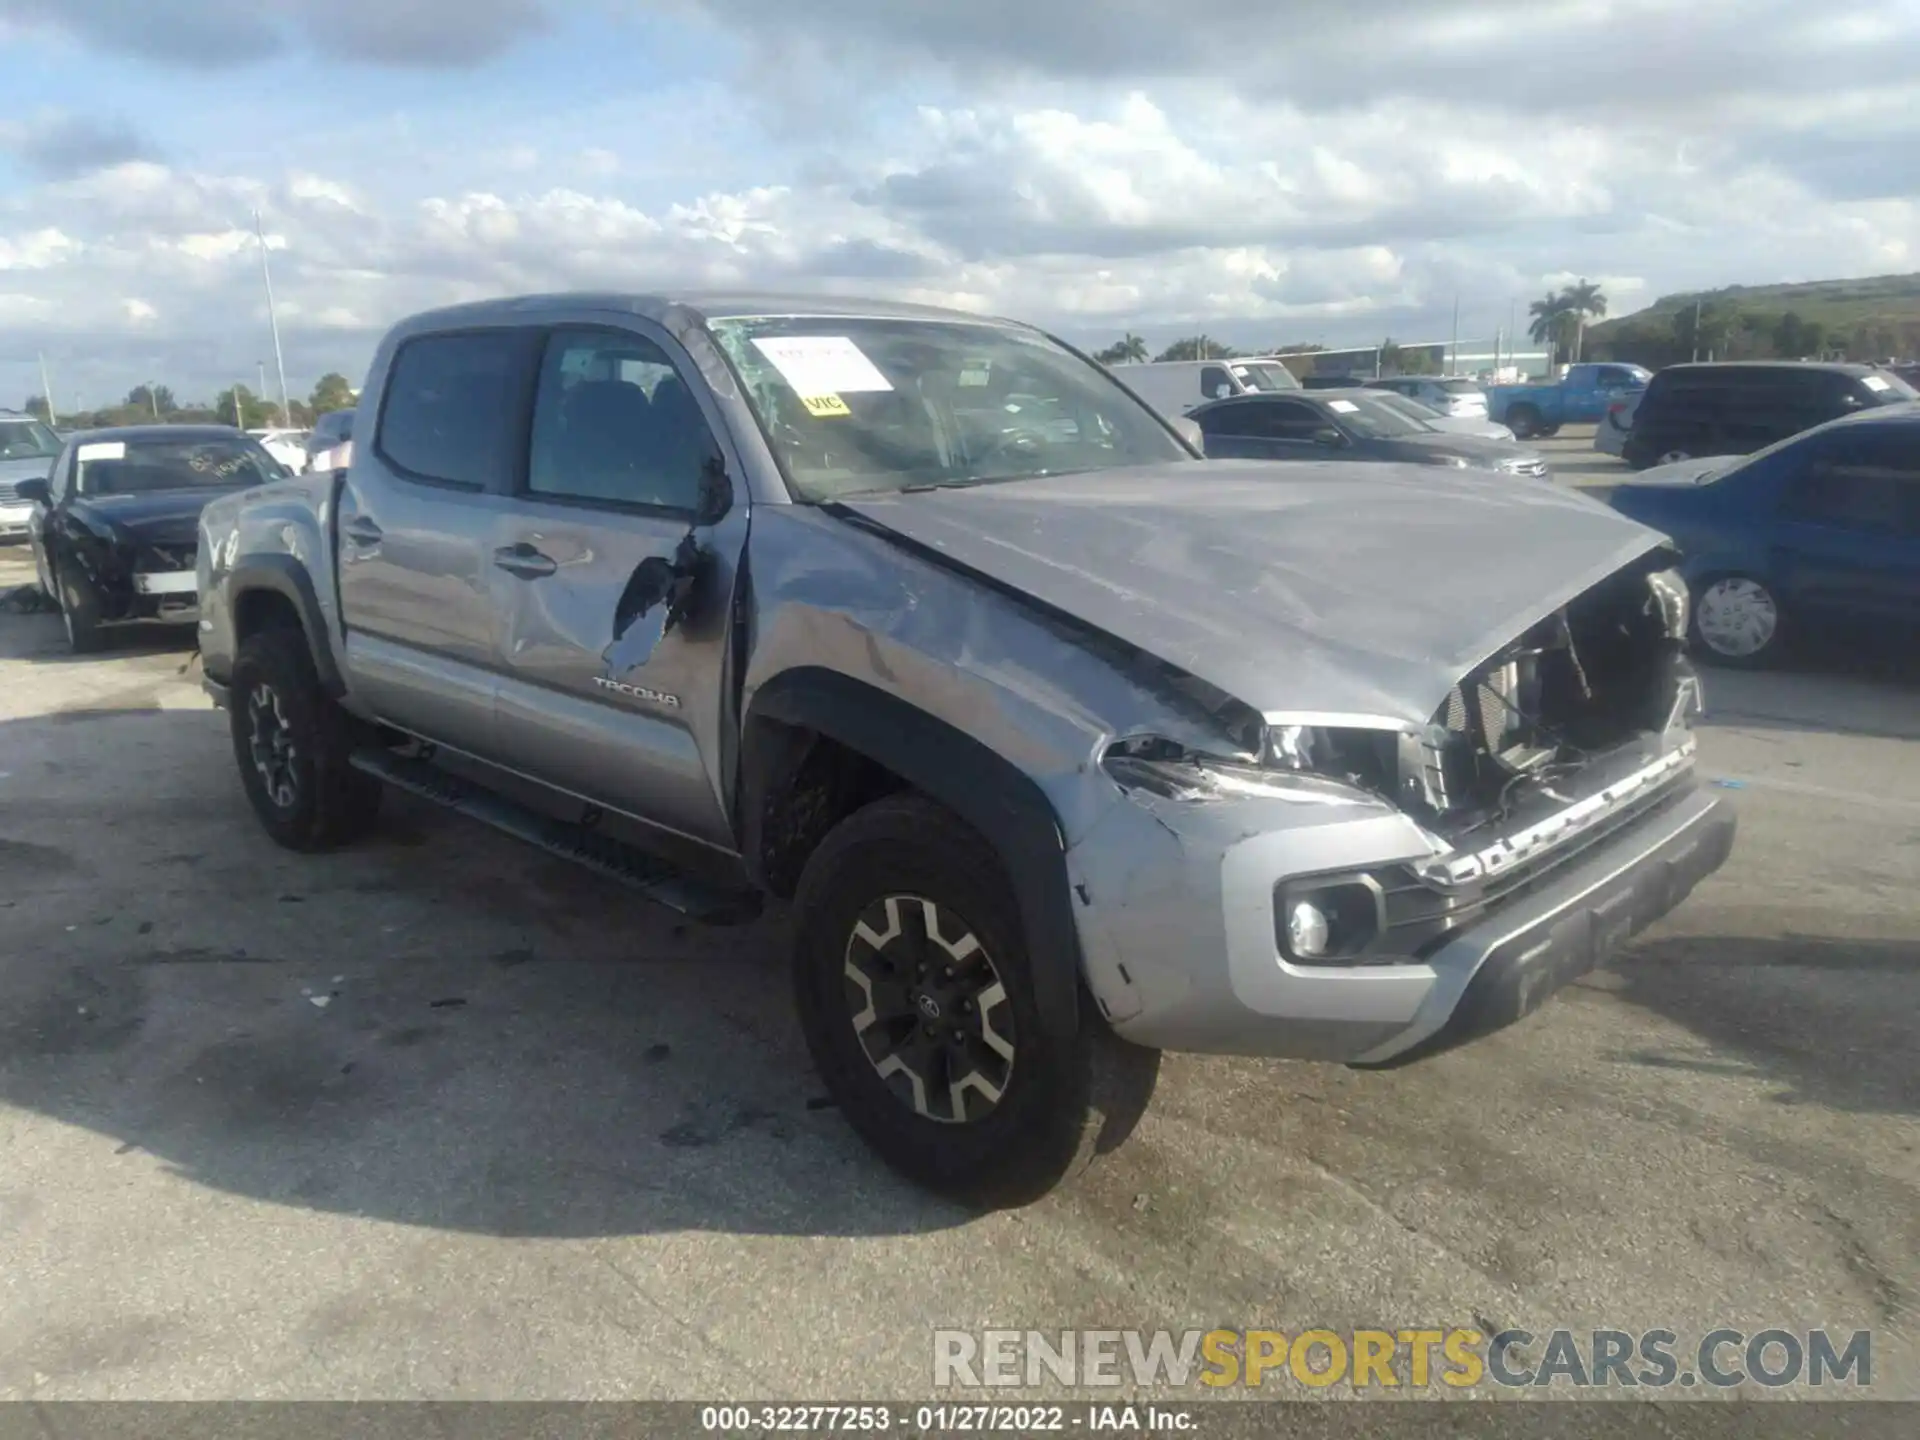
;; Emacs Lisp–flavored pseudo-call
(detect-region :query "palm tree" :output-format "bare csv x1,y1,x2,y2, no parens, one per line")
1528,292,1576,367
1561,278,1608,362
1119,332,1148,363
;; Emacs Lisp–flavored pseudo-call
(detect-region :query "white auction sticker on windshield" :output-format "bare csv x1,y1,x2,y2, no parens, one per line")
77,441,127,461
751,336,894,396
1326,399,1359,413
1862,375,1890,391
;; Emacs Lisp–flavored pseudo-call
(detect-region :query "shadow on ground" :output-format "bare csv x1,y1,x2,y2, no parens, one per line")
0,705,986,1242
1605,933,1920,1118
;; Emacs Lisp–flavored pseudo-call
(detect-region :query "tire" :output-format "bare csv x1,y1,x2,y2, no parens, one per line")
1656,448,1692,466
1690,573,1786,669
228,627,383,850
55,563,107,655
1506,405,1542,439
791,792,1160,1209
1539,424,1562,438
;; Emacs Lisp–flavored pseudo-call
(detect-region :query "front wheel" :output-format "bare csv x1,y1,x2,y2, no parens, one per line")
1506,405,1542,439
1691,574,1786,668
791,793,1160,1209
229,628,383,850
55,564,106,654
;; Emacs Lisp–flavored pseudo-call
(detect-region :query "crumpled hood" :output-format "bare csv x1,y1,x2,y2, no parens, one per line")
835,460,1669,729
68,488,235,547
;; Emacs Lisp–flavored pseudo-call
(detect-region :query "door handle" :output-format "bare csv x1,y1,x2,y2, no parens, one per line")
343,517,383,546
493,542,557,579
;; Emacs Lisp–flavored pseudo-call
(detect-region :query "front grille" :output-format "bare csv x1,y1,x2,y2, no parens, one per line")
1500,457,1548,477
0,480,19,504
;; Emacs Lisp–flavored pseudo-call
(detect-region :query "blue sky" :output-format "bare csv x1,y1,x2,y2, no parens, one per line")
2,0,1917,408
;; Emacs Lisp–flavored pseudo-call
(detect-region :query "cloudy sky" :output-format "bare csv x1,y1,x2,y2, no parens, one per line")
2,0,1917,410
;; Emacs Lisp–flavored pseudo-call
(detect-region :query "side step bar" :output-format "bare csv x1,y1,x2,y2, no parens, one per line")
349,748,762,925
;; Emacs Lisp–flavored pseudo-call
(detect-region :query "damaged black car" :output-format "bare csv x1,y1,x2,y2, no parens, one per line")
19,425,287,654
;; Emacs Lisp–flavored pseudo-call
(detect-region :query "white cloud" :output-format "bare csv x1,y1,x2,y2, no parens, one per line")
123,298,158,323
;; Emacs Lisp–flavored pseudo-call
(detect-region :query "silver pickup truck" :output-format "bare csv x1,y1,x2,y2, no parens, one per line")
196,292,1736,1207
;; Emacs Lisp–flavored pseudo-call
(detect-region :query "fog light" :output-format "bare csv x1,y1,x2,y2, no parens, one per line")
1287,900,1331,958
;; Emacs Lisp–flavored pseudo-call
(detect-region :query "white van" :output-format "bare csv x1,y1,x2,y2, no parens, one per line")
1108,357,1302,420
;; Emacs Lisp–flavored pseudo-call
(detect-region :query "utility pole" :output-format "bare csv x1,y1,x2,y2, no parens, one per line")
233,384,245,429
258,361,269,422
1449,295,1460,377
1691,298,1703,364
149,385,159,419
36,352,56,425
254,209,292,427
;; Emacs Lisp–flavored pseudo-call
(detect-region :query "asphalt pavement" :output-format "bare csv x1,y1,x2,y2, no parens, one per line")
1,449,1915,1401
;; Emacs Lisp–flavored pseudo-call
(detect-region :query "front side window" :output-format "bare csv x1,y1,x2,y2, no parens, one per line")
73,436,284,495
376,332,521,488
1783,432,1912,532
527,328,721,510
708,316,1191,502
0,418,61,461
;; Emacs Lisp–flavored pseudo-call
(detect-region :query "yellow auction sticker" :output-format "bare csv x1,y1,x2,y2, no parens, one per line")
801,393,851,417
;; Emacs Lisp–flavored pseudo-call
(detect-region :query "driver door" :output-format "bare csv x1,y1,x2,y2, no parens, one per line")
489,321,750,850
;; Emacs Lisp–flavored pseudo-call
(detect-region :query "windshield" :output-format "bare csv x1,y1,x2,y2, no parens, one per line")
76,436,286,495
1436,379,1484,395
1864,370,1920,402
0,418,62,461
1323,392,1436,440
1361,392,1444,427
708,316,1192,501
1228,362,1297,392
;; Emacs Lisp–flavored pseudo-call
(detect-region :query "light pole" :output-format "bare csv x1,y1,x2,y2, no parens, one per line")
37,352,56,425
254,209,292,428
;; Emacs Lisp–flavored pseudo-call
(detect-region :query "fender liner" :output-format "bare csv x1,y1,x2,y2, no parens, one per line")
228,554,346,697
746,667,1082,1042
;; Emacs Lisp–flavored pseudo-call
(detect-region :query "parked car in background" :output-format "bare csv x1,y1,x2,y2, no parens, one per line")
1361,389,1517,441
305,408,355,469
1367,375,1491,421
1595,389,1642,459
16,425,287,653
1,409,64,541
1622,362,1919,470
193,290,1731,1205
1110,357,1300,419
1192,390,1548,475
1608,403,1920,667
249,427,311,473
1487,362,1651,439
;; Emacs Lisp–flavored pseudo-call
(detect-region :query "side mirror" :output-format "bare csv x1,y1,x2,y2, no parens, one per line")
1311,426,1348,449
12,477,49,504
1171,417,1205,452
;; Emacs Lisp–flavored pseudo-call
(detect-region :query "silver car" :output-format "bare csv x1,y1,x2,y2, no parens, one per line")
1364,386,1520,442
195,292,1736,1206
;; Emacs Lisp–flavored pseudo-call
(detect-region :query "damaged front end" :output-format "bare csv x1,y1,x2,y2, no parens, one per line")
1100,552,1706,963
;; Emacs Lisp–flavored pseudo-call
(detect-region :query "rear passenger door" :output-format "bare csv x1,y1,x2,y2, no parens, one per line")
336,328,537,760
1773,425,1920,631
489,322,750,850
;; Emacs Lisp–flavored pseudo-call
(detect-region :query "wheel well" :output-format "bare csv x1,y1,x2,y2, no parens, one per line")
747,720,909,899
233,587,304,646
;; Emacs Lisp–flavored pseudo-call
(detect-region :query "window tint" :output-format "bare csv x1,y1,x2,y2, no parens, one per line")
1199,364,1235,400
1595,368,1639,390
528,328,720,510
1784,430,1918,532
377,333,520,488
1201,399,1323,439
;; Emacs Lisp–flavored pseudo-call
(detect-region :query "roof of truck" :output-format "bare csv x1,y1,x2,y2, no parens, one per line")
387,291,1028,335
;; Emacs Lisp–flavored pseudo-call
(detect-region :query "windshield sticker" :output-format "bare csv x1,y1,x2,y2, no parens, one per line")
1326,399,1360,413
800,393,852,418
77,441,127,461
959,364,991,387
751,336,894,396
1862,375,1890,391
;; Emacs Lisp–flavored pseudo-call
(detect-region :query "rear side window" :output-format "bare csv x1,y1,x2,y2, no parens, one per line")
376,332,522,489
1199,364,1234,400
1783,429,1917,532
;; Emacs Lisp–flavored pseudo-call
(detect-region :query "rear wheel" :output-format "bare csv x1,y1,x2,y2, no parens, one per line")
229,628,383,850
1691,574,1786,668
55,564,106,655
1506,404,1543,439
1657,448,1692,465
791,793,1160,1209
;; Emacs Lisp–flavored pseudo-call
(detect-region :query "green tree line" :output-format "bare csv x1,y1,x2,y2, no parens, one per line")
25,373,357,431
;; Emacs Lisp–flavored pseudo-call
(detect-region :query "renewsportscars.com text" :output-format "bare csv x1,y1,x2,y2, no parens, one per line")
933,1327,1872,1391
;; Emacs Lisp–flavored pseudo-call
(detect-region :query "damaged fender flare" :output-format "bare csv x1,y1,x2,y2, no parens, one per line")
743,666,1082,1044
226,554,346,698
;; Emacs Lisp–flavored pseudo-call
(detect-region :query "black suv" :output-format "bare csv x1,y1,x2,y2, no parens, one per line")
1623,362,1917,470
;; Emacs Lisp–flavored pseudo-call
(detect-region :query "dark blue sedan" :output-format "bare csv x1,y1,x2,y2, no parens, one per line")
1607,404,1920,666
